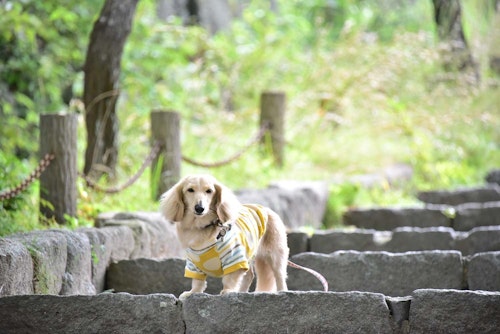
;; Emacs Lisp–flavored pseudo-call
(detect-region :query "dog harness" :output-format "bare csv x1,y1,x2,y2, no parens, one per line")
184,204,267,280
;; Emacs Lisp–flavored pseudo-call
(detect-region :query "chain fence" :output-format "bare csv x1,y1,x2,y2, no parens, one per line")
181,122,269,168
1,123,268,200
0,153,55,201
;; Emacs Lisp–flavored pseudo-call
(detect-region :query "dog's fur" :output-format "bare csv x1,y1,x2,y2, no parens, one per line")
160,174,289,299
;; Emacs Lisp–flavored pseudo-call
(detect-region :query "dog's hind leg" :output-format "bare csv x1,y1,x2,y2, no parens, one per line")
254,257,276,291
271,254,288,291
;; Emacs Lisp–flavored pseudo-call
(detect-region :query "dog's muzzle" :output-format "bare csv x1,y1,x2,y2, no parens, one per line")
194,203,205,215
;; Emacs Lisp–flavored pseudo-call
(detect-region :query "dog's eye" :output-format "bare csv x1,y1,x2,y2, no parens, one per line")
206,189,213,194
187,188,194,193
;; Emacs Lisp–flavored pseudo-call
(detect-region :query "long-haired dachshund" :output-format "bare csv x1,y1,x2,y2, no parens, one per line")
160,174,327,300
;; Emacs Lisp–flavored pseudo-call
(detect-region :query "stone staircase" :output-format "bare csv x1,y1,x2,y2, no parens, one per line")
1,174,500,333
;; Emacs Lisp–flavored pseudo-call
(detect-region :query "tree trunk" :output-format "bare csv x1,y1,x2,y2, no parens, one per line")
83,0,139,179
432,0,478,78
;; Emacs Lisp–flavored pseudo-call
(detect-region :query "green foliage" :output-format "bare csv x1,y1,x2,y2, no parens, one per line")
1,0,499,235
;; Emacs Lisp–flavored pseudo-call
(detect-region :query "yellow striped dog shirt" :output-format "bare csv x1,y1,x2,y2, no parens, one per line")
184,204,267,280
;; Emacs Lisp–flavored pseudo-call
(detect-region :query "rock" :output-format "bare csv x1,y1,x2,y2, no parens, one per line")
409,289,500,333
8,230,68,294
236,180,329,229
182,291,393,333
458,226,500,255
467,251,500,291
454,201,500,231
106,258,222,297
0,293,183,334
287,231,309,256
53,230,96,295
342,205,451,230
288,251,465,296
417,185,500,205
486,169,500,185
78,226,134,292
0,238,33,296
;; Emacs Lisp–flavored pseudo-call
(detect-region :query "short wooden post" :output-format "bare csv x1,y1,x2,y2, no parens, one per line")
39,113,78,224
260,91,286,167
151,110,181,199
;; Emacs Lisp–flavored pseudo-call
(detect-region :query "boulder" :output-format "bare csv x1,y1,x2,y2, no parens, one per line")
106,258,222,297
342,205,451,230
0,238,33,296
288,250,465,296
454,201,500,231
8,230,67,294
409,289,500,333
0,293,183,334
417,185,500,205
467,251,500,291
182,291,393,333
236,180,329,228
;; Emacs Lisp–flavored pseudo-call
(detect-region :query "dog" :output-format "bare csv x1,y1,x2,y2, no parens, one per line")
160,174,327,300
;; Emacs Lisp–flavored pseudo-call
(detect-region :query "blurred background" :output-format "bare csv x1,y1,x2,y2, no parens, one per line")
1,0,499,234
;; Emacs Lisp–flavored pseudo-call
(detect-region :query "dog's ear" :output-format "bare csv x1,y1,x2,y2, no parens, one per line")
213,181,241,223
160,178,185,223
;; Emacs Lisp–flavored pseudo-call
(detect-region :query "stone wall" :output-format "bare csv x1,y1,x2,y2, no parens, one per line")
1,290,499,333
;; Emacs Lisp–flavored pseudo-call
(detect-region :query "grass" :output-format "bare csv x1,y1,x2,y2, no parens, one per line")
1,0,499,235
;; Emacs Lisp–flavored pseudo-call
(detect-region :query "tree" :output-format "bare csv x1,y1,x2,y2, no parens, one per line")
83,0,139,179
432,0,478,79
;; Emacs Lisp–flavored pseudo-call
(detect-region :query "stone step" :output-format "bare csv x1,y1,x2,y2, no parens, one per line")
1,290,499,333
342,201,500,231
106,251,500,298
288,225,500,256
417,185,500,206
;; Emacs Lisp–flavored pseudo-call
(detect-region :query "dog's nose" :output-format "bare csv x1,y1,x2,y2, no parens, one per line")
194,203,204,215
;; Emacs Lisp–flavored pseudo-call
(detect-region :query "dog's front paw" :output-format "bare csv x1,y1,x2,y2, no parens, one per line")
179,291,194,301
220,289,237,295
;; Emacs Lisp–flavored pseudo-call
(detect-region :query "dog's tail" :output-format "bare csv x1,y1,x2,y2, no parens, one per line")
287,260,329,292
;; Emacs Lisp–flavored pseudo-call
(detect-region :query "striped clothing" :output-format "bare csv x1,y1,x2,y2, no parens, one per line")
185,204,267,280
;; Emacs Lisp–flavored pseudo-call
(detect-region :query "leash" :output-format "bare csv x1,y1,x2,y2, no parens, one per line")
287,260,329,292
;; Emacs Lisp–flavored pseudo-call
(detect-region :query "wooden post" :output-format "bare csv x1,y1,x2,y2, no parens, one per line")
39,113,78,224
151,110,181,199
260,91,286,167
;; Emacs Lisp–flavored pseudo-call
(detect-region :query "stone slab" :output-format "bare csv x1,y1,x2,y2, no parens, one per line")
8,230,68,294
0,238,33,296
288,250,465,296
458,226,500,255
385,226,456,252
54,230,96,295
106,258,222,297
310,229,378,253
467,251,500,291
454,201,500,231
236,180,329,228
0,293,183,334
342,206,451,230
417,185,500,205
78,226,135,292
409,289,500,333
100,211,183,258
287,231,309,256
182,291,392,334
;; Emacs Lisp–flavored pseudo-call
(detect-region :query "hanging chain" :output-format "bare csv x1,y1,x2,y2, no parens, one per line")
0,153,55,201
